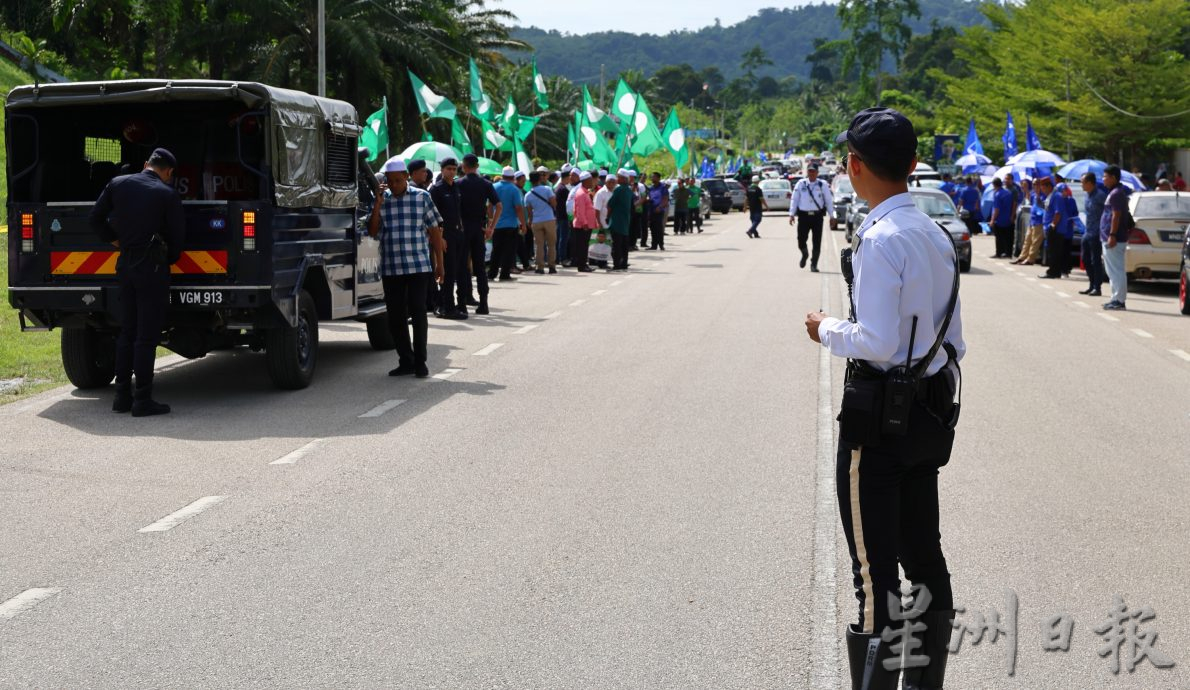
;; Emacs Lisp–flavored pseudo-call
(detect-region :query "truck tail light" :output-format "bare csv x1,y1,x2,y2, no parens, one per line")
1128,228,1150,245
20,213,34,253
242,210,256,251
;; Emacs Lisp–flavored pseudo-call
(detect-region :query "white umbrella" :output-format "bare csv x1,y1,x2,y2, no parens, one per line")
396,141,464,170
1006,149,1065,166
955,153,992,167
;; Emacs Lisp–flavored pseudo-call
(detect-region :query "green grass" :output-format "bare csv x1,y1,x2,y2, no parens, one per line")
0,260,67,400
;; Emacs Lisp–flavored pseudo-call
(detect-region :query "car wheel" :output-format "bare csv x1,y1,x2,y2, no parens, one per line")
61,326,116,389
1180,265,1190,315
266,290,318,389
960,259,971,273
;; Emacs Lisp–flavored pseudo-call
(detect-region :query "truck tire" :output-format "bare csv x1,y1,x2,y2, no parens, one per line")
266,290,318,390
61,327,116,389
1180,265,1190,315
960,258,971,273
366,314,395,350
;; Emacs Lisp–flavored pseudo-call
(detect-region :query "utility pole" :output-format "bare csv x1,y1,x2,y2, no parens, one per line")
1064,61,1073,160
317,0,326,97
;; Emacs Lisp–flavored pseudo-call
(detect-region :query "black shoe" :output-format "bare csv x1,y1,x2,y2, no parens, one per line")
1078,288,1094,294
846,625,901,690
578,266,595,272
415,365,430,378
476,300,490,315
1038,273,1060,279
466,297,481,307
810,265,819,272
130,383,170,417
389,364,416,376
486,272,497,281
499,275,516,282
535,268,545,274
901,610,954,690
800,253,808,268
548,267,558,274
112,380,132,413
1088,289,1102,296
437,308,466,320
754,233,761,239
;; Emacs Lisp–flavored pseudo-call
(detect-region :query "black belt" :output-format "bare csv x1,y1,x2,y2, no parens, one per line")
797,210,825,216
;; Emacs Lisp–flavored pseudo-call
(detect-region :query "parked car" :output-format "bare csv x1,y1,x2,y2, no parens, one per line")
724,178,747,211
832,175,856,229
665,183,711,223
908,162,942,184
1124,191,1190,281
701,177,732,213
845,200,869,244
846,189,971,272
758,179,792,212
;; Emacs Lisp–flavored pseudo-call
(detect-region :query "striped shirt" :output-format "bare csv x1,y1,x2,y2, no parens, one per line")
378,187,443,277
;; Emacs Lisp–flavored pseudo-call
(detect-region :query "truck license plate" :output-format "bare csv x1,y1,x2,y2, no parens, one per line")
173,290,225,306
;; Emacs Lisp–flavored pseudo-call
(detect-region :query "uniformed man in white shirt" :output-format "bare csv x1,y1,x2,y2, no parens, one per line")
789,163,836,272
804,107,965,690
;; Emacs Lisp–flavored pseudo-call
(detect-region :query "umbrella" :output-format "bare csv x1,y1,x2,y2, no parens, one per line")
992,164,1038,182
475,156,503,175
964,164,999,176
955,153,992,167
1007,149,1065,166
1057,158,1108,179
573,159,599,172
396,141,464,169
1119,170,1147,191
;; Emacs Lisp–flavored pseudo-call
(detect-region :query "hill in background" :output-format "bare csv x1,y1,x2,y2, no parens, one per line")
512,0,989,84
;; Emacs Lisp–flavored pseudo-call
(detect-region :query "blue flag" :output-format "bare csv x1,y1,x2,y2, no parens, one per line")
964,119,984,156
1025,115,1042,152
1002,111,1017,160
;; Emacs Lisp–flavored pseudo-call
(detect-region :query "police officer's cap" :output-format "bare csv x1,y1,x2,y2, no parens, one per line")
440,157,459,168
462,153,480,166
806,163,819,172
835,107,916,162
149,147,177,169
407,159,428,173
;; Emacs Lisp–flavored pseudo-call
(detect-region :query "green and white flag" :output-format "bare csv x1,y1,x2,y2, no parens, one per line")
481,119,511,152
515,115,538,142
566,122,577,163
408,70,456,120
451,117,473,155
628,96,664,157
532,57,549,111
582,87,618,134
611,80,638,130
500,96,520,137
661,108,689,170
359,97,388,163
469,59,494,121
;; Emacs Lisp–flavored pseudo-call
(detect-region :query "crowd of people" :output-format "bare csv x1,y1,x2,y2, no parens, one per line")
365,153,708,377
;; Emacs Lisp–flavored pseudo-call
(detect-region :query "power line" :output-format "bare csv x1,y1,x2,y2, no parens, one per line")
1072,70,1190,121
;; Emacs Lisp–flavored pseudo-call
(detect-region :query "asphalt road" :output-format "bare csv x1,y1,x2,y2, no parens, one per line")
1,210,1187,689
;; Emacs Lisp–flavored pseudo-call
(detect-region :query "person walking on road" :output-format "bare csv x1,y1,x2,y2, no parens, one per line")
489,167,528,282
745,175,768,238
647,172,669,250
789,163,835,271
456,154,500,315
1101,165,1133,311
89,147,184,417
805,107,964,690
369,157,444,379
1079,172,1108,297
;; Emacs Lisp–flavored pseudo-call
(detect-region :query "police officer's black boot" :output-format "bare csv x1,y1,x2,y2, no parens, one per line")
846,625,901,690
112,380,133,413
476,295,490,315
901,610,954,690
131,378,171,417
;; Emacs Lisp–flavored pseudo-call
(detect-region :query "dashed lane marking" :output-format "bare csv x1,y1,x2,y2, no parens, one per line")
358,399,407,418
1039,284,1053,290
513,325,538,335
1098,313,1120,322
569,299,586,307
474,343,504,356
610,280,623,287
542,311,562,320
1074,302,1090,309
138,496,227,533
433,368,463,380
1056,291,1070,298
0,588,61,620
592,290,607,296
1171,349,1190,362
270,439,326,464
1131,329,1154,339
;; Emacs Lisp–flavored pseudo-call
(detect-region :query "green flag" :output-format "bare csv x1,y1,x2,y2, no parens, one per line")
500,96,521,137
408,70,456,120
532,57,549,111
359,97,388,163
611,80,638,130
582,87,618,134
566,122,577,163
481,119,511,152
451,117,473,155
661,108,689,170
516,115,538,142
469,59,495,121
628,96,664,157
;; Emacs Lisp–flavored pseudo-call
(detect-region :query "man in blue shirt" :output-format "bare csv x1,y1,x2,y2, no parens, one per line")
989,177,1015,258
1039,177,1073,279
1014,184,1047,265
488,167,528,282
958,175,983,237
939,173,957,204
1100,165,1133,310
1078,172,1108,296
646,172,669,250
525,171,558,274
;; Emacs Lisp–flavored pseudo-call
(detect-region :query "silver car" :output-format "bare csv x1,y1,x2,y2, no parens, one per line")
848,188,972,273
724,179,747,211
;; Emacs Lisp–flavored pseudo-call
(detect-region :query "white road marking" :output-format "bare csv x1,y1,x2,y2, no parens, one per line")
433,368,463,380
1171,349,1190,362
1039,284,1053,290
811,273,839,689
591,290,607,296
569,299,586,307
1005,267,1017,272
358,399,407,418
1074,302,1090,309
1098,313,1119,322
623,275,636,280
1131,329,1154,339
610,280,623,287
513,325,538,335
1026,277,1038,282
542,311,562,320
473,343,504,356
1056,291,1070,298
0,588,61,620
138,496,227,533
270,439,326,465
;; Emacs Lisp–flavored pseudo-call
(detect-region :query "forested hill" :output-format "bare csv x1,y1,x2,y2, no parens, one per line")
512,0,990,84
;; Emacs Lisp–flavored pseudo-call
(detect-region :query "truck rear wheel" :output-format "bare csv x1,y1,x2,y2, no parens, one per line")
266,290,318,390
365,314,395,350
61,327,116,389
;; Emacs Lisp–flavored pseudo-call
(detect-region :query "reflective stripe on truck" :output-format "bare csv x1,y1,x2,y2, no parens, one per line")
50,250,229,275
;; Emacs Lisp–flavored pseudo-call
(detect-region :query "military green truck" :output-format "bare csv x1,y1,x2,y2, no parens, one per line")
6,80,393,390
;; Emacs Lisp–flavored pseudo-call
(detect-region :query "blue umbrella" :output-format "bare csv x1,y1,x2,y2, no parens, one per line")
955,153,991,167
1119,170,1147,191
1057,158,1108,179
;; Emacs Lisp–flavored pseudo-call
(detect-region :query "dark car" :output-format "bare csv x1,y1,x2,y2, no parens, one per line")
1180,222,1190,315
701,177,732,213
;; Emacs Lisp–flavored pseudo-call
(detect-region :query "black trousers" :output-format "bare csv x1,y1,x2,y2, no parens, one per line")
571,228,592,268
674,208,689,234
637,206,651,246
438,229,467,310
837,399,955,635
461,226,489,299
611,233,629,269
993,223,1014,257
115,260,170,384
1045,229,1070,277
690,207,702,231
1082,237,1104,291
490,227,519,279
518,229,534,269
649,213,666,249
382,273,430,367
796,211,825,266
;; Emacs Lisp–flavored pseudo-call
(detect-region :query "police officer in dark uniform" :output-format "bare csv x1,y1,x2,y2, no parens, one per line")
90,148,185,417
430,158,468,320
805,108,965,690
455,153,501,315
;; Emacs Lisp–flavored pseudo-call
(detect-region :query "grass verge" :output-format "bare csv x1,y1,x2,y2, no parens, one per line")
0,260,67,401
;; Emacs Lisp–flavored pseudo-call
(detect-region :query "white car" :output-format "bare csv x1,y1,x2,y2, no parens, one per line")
759,178,792,212
1125,191,1190,281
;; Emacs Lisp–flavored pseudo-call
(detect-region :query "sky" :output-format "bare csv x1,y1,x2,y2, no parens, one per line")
495,0,822,35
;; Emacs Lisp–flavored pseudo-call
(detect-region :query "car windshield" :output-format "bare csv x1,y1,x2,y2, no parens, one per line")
911,193,958,217
703,179,726,192
760,180,789,190
834,178,854,195
1133,194,1190,219
725,180,744,190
